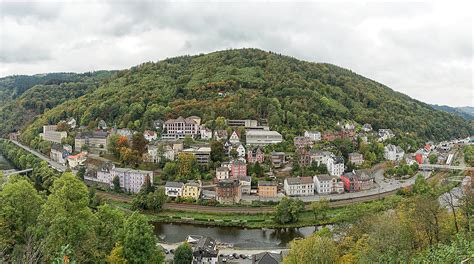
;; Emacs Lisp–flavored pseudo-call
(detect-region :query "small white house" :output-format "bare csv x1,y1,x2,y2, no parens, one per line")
384,144,405,161
200,127,213,140
313,174,332,194
229,131,240,144
165,181,184,197
216,167,230,180
230,143,246,157
304,131,321,142
327,156,345,176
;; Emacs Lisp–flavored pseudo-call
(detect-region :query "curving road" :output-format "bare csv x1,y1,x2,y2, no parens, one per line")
9,140,68,172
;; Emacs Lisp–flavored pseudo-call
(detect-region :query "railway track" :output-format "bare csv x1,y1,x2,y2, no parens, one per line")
97,188,399,214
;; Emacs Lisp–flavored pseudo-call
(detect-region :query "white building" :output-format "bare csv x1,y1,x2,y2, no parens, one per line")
229,131,240,144
50,144,68,165
304,131,321,142
41,125,67,144
165,181,184,197
327,156,345,176
239,175,252,194
313,174,333,194
246,130,283,145
231,143,246,157
200,127,213,140
216,167,230,180
378,129,395,142
111,168,153,194
384,144,405,161
284,177,314,196
163,116,201,139
310,150,333,166
84,164,152,194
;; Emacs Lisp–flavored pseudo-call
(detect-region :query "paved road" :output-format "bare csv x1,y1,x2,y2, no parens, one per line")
9,140,68,172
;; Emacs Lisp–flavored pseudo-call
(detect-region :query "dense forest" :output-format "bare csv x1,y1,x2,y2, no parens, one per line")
14,49,472,145
0,71,115,136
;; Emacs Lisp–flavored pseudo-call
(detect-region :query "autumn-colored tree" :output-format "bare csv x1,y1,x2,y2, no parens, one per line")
119,147,140,166
106,243,127,264
176,152,199,181
56,121,71,132
283,235,339,264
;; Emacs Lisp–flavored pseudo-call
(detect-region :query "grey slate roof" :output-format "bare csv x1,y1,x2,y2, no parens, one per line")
253,252,282,264
165,181,184,188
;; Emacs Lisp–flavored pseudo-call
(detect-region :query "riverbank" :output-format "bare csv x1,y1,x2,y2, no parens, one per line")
102,192,404,228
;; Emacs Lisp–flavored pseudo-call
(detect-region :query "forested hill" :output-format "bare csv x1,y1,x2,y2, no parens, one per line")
430,104,474,121
13,48,474,143
0,71,115,136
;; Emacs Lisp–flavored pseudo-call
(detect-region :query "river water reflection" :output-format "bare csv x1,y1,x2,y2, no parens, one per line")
153,223,317,249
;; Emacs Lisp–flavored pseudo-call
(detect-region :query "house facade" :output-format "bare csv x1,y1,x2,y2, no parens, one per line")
163,116,201,139
111,168,153,194
294,136,313,149
284,177,314,196
230,159,247,177
304,131,321,141
216,166,230,180
165,181,184,197
239,176,252,194
216,179,241,204
41,125,67,144
348,152,364,166
182,180,201,200
229,131,240,144
258,181,278,198
313,174,333,194
247,147,265,164
143,130,157,142
270,152,286,167
67,152,87,168
245,130,283,145
75,131,108,153
384,144,405,161
50,143,69,165
327,156,345,176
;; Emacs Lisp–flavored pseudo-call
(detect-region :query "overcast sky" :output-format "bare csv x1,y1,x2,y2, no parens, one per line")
0,1,472,106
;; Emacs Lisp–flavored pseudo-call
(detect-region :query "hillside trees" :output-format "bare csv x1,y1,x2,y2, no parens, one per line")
274,197,304,224
15,49,473,149
0,177,45,263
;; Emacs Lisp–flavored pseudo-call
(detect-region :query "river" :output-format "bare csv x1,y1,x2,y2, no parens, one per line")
153,223,318,249
0,153,14,170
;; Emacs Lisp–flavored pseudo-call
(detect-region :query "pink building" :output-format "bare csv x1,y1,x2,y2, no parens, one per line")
230,159,247,177
247,147,265,164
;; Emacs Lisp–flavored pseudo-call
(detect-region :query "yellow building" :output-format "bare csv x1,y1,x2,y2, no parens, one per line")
258,181,278,198
182,180,202,200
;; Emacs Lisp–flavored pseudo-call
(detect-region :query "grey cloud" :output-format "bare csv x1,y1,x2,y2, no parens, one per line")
0,1,472,106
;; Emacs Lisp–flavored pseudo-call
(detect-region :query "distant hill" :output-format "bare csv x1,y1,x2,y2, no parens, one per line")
0,71,116,136
430,104,474,121
1,48,471,144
